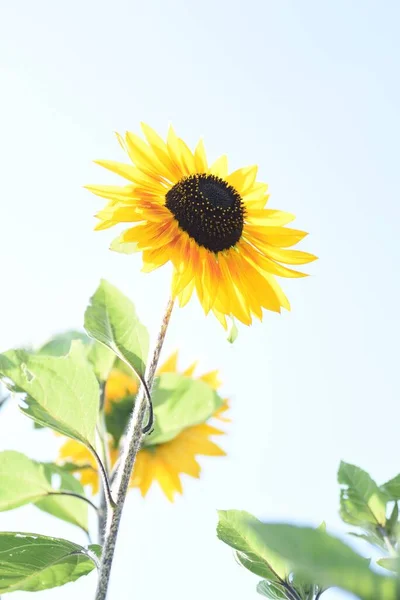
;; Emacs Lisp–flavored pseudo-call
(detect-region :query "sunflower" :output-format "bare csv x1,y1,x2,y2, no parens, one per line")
86,124,316,328
58,352,228,501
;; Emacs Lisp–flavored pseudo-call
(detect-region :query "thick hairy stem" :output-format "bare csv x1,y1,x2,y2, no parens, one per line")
97,384,111,545
95,297,174,600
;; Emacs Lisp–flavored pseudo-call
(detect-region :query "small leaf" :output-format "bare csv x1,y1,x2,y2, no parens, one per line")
377,557,399,573
0,342,99,446
227,319,238,344
338,461,387,527
0,532,97,593
217,510,288,583
381,475,400,501
0,451,51,511
35,464,89,533
256,580,287,599
87,341,115,382
84,279,149,377
145,374,223,446
38,331,90,357
246,521,397,600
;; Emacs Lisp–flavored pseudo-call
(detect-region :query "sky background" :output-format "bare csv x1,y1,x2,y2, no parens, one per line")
1,1,400,598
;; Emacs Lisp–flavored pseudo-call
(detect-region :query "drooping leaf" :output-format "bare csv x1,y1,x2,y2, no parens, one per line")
0,342,99,446
38,331,90,357
35,463,89,533
381,475,400,501
84,279,149,377
338,461,387,528
217,510,288,584
0,533,97,593
246,521,397,600
145,373,223,446
0,451,51,511
256,580,287,599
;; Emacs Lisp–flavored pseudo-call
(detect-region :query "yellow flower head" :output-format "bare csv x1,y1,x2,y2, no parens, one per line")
87,124,316,328
58,352,229,501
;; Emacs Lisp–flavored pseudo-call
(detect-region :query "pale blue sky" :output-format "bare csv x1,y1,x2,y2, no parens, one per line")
1,1,399,599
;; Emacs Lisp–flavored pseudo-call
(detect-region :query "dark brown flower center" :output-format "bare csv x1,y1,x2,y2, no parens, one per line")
165,174,245,253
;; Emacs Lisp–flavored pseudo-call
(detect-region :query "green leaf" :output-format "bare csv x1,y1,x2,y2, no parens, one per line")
348,531,387,552
35,464,88,533
246,521,397,600
0,451,51,511
377,558,399,573
38,331,90,356
381,475,400,501
0,532,97,593
386,502,399,537
145,374,223,446
217,510,288,583
338,461,387,527
227,319,238,344
0,342,99,446
38,330,114,382
105,395,134,447
84,279,149,377
87,341,115,382
256,580,287,599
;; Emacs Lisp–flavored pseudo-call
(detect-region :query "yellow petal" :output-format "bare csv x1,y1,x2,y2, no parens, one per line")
182,362,198,377
178,138,197,173
226,165,258,195
245,225,309,248
157,350,179,374
246,209,296,227
167,125,186,177
209,155,228,178
239,241,307,279
94,160,140,183
199,370,222,390
194,138,208,172
85,184,135,203
140,123,181,181
125,132,172,182
263,246,318,265
176,278,195,308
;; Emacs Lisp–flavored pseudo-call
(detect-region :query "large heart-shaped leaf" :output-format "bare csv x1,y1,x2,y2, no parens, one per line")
0,342,99,446
144,373,223,446
0,533,98,593
35,463,89,532
246,521,397,600
84,279,149,377
217,510,288,583
0,451,51,511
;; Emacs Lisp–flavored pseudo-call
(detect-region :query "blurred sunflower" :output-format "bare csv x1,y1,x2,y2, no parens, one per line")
58,351,229,501
86,124,316,328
